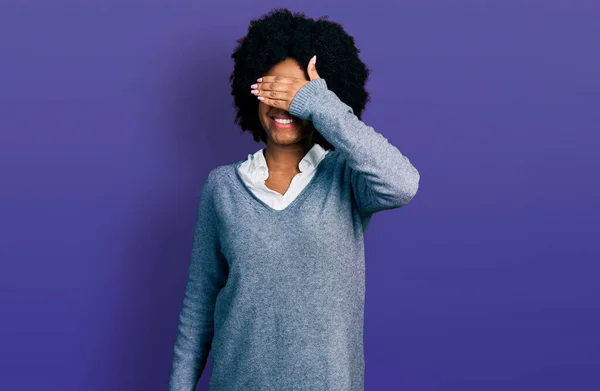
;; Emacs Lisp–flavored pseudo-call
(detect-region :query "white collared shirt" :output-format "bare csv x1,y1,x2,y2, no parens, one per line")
236,143,330,211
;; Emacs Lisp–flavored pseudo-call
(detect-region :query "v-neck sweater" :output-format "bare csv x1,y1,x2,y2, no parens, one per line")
236,143,331,211
169,78,420,391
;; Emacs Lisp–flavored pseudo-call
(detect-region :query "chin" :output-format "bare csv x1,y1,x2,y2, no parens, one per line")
269,132,304,145
268,127,310,143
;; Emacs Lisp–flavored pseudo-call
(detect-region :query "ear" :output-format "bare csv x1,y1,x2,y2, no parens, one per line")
307,55,321,81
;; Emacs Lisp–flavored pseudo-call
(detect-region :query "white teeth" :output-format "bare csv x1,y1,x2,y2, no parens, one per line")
273,118,295,124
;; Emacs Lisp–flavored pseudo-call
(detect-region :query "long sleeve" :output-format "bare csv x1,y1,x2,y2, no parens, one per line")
289,78,420,217
169,170,228,391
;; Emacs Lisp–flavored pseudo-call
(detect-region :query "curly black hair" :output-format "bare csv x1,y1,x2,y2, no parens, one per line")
229,8,372,150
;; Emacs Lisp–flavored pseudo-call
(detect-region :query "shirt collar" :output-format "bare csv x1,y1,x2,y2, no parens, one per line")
251,143,328,183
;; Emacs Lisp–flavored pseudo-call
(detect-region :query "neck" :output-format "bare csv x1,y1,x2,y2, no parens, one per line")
263,137,313,174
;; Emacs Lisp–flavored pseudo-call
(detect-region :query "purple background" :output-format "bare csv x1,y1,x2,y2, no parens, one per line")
1,1,598,390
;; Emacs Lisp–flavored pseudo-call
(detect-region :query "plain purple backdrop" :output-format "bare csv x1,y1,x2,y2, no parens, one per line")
1,1,598,390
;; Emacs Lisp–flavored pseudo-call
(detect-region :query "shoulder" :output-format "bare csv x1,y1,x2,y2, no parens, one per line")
206,164,231,183
203,159,243,191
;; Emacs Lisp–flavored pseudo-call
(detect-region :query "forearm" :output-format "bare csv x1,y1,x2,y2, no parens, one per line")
289,79,420,215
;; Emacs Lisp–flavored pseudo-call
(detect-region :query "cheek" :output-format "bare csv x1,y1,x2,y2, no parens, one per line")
257,105,269,125
258,101,270,115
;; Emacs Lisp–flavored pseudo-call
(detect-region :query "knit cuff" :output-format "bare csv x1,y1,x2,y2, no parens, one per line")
289,78,328,120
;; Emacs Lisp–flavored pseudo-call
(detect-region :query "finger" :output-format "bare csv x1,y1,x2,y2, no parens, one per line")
311,67,320,80
306,55,321,81
254,88,288,100
257,75,295,84
257,96,288,110
307,56,316,80
257,81,289,93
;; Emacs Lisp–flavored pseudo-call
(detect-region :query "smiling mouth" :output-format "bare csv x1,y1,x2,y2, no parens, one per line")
269,116,298,129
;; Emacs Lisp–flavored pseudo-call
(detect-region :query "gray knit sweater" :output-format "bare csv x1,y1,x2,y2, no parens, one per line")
168,78,420,390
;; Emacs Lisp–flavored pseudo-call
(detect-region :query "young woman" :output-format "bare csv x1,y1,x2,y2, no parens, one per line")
169,8,420,391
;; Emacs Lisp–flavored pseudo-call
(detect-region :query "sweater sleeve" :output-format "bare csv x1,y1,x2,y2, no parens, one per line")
169,170,228,391
288,78,420,216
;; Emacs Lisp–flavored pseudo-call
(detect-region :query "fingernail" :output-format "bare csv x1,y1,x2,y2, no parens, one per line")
251,89,258,94
257,96,264,101
312,55,317,65
257,78,263,82
250,84,257,89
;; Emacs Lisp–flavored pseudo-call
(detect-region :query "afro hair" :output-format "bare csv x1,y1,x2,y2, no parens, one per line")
229,8,372,150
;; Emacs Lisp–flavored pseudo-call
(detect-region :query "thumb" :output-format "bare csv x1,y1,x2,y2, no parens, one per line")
307,55,321,81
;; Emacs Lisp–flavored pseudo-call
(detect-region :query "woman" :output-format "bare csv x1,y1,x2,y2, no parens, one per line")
169,8,420,391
